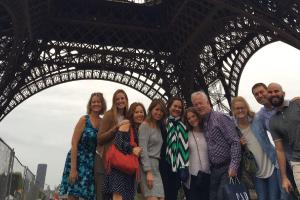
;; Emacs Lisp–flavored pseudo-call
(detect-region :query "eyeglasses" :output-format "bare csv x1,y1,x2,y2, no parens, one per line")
235,107,246,111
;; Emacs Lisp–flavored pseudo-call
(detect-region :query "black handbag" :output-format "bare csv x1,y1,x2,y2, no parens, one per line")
236,126,257,174
223,177,250,200
241,146,257,174
191,131,211,187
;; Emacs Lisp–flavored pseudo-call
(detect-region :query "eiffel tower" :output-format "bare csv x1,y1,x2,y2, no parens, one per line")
0,0,299,121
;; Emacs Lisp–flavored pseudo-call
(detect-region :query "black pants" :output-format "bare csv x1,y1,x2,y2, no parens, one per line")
189,174,210,200
162,164,181,200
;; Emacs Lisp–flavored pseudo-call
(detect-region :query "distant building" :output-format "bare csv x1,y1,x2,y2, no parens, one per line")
35,164,47,190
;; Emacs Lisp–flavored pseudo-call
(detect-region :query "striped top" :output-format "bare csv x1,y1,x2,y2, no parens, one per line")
166,116,189,172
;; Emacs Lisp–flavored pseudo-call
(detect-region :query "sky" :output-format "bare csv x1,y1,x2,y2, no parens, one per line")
0,41,299,189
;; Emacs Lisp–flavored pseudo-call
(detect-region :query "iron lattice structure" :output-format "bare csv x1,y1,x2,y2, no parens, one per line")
1,0,300,121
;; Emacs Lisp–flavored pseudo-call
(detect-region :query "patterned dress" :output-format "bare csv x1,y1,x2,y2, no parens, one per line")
166,116,189,172
60,115,98,200
103,128,138,200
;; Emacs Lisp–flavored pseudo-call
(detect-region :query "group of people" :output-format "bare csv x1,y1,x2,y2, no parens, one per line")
58,82,300,200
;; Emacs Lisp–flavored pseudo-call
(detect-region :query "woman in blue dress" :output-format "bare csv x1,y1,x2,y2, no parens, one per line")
60,92,107,200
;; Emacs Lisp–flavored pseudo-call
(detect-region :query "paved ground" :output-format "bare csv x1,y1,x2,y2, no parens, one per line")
134,189,257,200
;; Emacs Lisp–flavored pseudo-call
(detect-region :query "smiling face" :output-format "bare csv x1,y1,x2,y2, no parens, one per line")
87,93,106,114
268,83,285,107
90,95,102,114
133,105,145,124
186,111,200,129
232,101,248,120
115,92,127,110
252,85,269,106
191,94,211,116
169,100,183,118
151,104,163,121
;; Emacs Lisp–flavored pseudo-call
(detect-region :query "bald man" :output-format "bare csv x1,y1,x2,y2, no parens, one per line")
268,82,300,194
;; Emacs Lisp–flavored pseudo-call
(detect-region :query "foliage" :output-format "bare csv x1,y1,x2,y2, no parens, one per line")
10,172,23,195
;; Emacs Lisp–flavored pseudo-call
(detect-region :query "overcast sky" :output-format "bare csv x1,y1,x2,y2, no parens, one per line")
0,41,299,189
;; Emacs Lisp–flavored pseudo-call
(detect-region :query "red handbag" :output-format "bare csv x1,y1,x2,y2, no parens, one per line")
105,127,140,179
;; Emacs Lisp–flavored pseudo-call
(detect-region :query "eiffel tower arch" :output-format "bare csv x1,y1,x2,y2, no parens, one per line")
1,0,300,121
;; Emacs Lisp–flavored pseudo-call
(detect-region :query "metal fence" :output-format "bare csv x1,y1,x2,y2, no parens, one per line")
0,138,38,200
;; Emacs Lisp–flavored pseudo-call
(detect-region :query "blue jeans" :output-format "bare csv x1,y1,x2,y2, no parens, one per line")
255,168,280,200
278,161,298,200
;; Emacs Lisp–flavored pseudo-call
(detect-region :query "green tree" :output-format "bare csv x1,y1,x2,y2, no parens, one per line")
10,172,23,195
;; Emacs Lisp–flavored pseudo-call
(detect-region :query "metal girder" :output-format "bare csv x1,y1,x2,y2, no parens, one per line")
0,0,300,121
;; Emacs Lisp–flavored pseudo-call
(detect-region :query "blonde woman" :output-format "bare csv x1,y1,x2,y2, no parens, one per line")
98,89,129,200
231,96,280,200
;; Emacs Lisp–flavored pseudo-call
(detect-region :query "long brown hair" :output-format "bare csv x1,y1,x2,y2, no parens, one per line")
126,102,146,128
110,89,129,123
146,99,167,126
183,107,202,131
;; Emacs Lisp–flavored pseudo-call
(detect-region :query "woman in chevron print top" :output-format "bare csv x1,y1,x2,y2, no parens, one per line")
163,97,190,200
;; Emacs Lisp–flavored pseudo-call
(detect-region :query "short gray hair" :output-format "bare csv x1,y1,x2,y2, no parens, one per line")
191,90,209,102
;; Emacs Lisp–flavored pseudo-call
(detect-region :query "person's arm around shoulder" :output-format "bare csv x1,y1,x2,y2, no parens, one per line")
292,99,300,110
70,116,86,184
118,122,130,132
116,123,142,156
97,111,117,145
97,111,130,145
291,97,300,102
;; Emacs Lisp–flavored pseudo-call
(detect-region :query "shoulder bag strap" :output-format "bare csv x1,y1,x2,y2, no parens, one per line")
130,127,137,147
191,131,203,170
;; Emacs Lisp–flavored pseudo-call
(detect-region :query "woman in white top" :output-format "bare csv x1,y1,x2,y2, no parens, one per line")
183,107,210,200
231,96,280,200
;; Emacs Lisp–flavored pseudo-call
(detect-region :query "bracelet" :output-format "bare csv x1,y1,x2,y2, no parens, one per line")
96,150,102,156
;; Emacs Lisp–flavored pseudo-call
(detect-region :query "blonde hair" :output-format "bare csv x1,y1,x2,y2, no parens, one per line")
111,89,129,123
231,96,255,118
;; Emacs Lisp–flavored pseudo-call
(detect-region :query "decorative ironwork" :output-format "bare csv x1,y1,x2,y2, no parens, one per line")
0,0,299,121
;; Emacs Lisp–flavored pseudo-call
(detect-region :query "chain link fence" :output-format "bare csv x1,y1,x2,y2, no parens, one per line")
0,138,39,200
